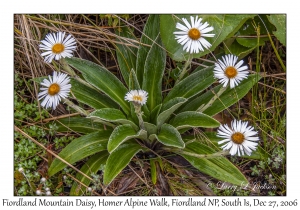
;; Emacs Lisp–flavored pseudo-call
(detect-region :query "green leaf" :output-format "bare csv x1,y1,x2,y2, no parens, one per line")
153,124,185,148
150,159,157,185
157,97,187,129
128,68,141,90
181,74,261,116
88,108,138,131
144,122,157,135
267,14,286,46
49,117,108,134
136,14,160,86
115,27,138,86
225,15,256,38
178,141,248,185
107,125,146,153
164,66,215,103
171,111,220,130
224,39,257,58
103,141,144,185
65,57,130,115
48,130,111,176
224,40,257,58
239,15,276,36
142,35,166,111
70,151,109,195
71,79,118,109
160,14,255,61
224,35,267,59
236,37,268,48
150,104,162,124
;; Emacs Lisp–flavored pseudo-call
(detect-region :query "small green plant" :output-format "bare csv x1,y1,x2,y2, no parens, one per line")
14,74,49,195
249,144,285,195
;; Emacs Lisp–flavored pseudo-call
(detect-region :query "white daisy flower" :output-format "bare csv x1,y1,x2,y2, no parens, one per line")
217,119,259,156
124,90,148,106
38,71,71,110
173,15,215,54
39,31,76,63
213,54,249,89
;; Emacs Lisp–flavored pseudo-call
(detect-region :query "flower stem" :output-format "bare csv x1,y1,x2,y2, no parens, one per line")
60,58,76,77
61,58,97,90
197,86,227,112
164,147,229,158
178,150,230,158
63,98,90,116
134,103,145,130
175,54,193,85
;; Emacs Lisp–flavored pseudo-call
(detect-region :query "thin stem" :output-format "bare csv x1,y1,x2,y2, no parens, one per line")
21,172,35,195
134,103,145,130
164,147,230,158
267,32,286,71
63,98,89,116
178,150,229,158
74,76,96,90
257,15,286,72
60,58,76,77
175,54,193,85
60,58,96,89
197,86,227,112
60,58,96,90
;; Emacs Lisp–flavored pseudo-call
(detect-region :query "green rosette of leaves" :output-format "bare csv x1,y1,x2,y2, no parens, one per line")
48,14,262,193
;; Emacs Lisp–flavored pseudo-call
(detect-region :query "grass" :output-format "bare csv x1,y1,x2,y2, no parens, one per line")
14,14,286,196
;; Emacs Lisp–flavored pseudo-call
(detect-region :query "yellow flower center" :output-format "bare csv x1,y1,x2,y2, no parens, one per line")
52,43,65,54
231,132,245,144
188,28,201,40
48,83,60,96
225,66,238,78
133,95,143,102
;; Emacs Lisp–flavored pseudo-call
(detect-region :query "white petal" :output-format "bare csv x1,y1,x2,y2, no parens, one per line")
230,144,238,155
182,18,192,29
176,22,189,32
201,26,214,34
